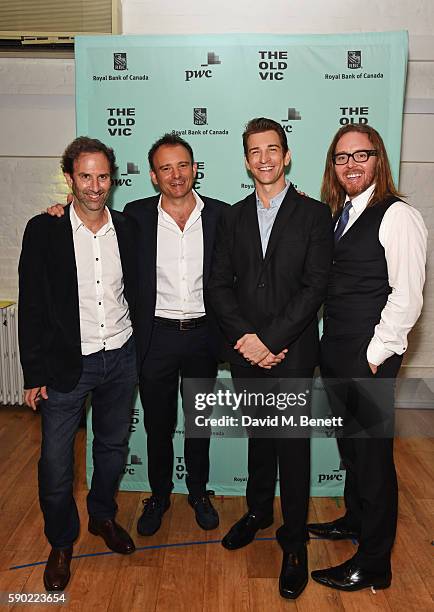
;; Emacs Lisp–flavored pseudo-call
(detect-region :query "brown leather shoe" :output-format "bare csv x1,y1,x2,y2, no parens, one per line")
43,546,73,592
88,518,135,554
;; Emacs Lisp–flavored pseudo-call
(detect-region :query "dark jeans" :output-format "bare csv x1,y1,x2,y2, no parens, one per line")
39,336,137,548
139,320,217,499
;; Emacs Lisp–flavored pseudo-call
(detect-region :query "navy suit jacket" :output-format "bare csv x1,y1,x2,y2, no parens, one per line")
123,194,228,369
207,184,333,370
18,204,138,392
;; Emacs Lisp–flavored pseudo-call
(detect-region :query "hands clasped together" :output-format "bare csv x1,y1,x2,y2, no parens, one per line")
234,333,287,369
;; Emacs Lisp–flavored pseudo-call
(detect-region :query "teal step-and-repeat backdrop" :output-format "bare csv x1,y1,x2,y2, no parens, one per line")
76,31,408,497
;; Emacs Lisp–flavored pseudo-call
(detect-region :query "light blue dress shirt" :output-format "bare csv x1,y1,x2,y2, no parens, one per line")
256,182,291,257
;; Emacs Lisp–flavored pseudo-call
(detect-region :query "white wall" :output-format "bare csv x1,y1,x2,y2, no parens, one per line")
0,0,433,377
0,58,74,298
121,0,434,37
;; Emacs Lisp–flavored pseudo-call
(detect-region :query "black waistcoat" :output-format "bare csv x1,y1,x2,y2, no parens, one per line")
324,197,400,338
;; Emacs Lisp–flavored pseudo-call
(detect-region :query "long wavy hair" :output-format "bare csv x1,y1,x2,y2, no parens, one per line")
321,124,403,216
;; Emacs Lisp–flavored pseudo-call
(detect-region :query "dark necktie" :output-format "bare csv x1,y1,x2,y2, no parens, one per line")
334,201,352,243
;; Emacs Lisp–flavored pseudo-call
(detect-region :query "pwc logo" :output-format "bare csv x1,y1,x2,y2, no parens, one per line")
123,453,143,476
317,471,344,484
281,107,302,134
185,51,221,82
317,462,345,485
112,162,140,188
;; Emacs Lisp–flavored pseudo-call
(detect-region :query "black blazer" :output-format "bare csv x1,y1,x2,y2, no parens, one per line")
18,204,138,392
123,194,228,369
207,184,333,369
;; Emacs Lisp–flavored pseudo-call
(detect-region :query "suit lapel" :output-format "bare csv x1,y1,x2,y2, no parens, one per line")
50,204,77,286
262,184,298,267
243,192,263,263
144,200,158,283
201,197,218,285
112,211,130,280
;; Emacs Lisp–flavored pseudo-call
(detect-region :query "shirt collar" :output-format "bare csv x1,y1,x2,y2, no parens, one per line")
70,202,114,235
157,189,204,219
256,181,291,210
346,183,376,214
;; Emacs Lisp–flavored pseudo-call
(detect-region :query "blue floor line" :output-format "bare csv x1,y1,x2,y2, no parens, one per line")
9,536,356,571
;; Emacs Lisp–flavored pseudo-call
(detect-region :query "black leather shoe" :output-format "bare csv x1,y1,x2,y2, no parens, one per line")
307,517,359,541
222,512,273,550
188,494,219,530
311,558,391,591
43,546,73,592
279,545,308,599
88,518,135,554
137,495,170,536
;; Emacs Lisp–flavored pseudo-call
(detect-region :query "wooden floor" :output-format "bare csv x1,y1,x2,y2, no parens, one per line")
0,405,433,611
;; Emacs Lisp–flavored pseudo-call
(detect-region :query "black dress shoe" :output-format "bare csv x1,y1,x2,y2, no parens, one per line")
88,518,135,554
43,546,73,592
311,558,391,591
188,494,219,530
307,517,359,540
222,512,273,550
137,495,170,536
279,545,308,599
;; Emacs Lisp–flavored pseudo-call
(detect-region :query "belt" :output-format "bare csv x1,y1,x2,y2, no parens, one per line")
154,315,207,330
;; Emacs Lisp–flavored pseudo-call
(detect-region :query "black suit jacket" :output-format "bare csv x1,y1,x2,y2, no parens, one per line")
123,194,228,369
18,204,138,392
207,184,333,369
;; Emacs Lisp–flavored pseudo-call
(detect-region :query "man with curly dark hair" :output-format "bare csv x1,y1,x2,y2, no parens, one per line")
19,136,138,592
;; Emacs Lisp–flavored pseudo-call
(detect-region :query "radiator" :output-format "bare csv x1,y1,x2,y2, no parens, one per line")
0,302,24,405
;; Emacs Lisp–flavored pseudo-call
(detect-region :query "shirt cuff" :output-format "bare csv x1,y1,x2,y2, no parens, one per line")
367,336,396,367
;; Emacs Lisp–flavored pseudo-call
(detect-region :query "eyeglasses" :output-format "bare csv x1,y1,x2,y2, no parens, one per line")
333,150,377,165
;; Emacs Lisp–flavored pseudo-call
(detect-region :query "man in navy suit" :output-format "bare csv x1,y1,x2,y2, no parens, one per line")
19,137,138,592
124,134,228,535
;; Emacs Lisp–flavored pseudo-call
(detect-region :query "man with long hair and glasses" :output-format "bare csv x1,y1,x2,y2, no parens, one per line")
308,124,427,592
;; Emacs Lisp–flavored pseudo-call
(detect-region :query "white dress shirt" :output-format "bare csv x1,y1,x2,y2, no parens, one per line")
155,191,205,319
70,204,132,355
339,184,428,366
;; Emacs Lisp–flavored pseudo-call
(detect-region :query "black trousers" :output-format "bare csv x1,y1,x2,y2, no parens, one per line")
139,319,217,498
231,363,313,553
320,334,402,572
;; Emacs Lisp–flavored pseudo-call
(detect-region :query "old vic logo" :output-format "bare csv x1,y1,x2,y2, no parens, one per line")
107,108,136,136
258,51,288,80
